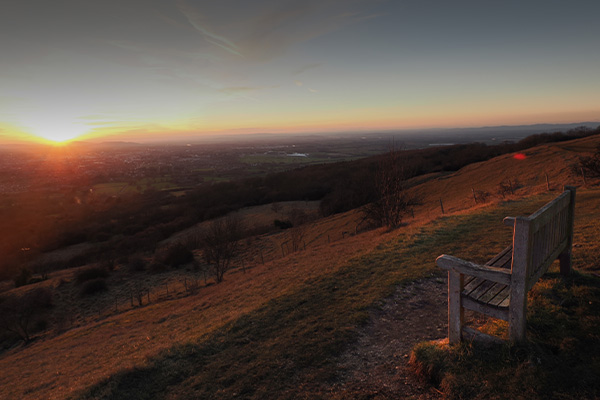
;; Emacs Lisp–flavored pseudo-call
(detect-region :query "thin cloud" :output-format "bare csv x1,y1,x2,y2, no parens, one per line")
308,88,318,93
293,62,322,75
239,0,383,62
295,80,303,87
176,0,242,57
219,85,279,96
205,37,243,57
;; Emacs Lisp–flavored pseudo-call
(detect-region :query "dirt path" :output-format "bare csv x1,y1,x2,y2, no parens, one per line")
329,276,448,399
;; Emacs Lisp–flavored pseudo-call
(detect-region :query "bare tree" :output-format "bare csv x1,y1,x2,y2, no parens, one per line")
496,179,519,199
578,144,600,177
0,288,53,344
287,208,309,252
201,215,244,283
363,146,419,229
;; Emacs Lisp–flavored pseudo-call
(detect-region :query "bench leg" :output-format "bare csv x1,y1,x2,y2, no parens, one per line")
448,271,464,344
509,285,527,342
559,249,572,277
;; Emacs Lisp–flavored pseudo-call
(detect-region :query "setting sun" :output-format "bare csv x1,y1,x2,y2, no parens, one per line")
24,119,90,144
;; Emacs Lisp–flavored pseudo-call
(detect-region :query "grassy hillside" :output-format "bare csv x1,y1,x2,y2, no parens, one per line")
0,135,598,399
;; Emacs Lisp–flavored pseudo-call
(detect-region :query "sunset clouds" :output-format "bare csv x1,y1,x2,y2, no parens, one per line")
1,0,599,143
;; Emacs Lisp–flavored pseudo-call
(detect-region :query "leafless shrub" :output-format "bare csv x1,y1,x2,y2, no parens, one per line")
473,190,490,204
577,144,600,177
496,179,519,198
0,288,53,344
287,209,310,252
201,215,244,283
363,147,420,229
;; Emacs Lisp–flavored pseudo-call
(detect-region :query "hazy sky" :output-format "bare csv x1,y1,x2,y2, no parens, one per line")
1,0,599,143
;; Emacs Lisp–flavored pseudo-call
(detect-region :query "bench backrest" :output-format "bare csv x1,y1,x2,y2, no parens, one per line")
511,186,576,291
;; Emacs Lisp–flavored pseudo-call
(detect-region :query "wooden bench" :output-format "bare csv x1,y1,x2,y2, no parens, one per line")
436,186,576,343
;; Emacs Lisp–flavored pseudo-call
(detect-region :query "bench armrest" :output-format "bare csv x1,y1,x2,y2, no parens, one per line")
436,255,512,285
503,217,516,227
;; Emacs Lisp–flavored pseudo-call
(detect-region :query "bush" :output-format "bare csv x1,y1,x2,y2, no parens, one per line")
127,257,146,273
80,278,108,296
148,261,168,274
155,243,194,269
274,219,293,229
13,267,32,287
75,267,109,284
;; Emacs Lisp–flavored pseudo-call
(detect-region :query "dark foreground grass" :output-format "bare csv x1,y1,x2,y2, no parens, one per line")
76,194,570,399
410,271,600,400
410,189,600,400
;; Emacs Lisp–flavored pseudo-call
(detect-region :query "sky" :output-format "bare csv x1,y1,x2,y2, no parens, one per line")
1,0,600,144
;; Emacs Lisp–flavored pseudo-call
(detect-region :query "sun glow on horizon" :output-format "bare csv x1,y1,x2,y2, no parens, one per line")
22,118,93,144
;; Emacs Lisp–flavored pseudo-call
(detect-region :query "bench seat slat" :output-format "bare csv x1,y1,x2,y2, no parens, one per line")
496,287,511,308
461,245,513,308
485,245,513,269
478,282,508,305
467,278,498,301
463,276,485,294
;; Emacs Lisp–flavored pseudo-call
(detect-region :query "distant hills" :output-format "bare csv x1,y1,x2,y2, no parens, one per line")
1,121,598,150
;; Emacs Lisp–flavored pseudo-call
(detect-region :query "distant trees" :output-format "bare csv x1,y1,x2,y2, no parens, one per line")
201,215,244,283
363,147,420,229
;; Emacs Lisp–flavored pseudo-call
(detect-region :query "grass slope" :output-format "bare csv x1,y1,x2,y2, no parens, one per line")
78,195,572,399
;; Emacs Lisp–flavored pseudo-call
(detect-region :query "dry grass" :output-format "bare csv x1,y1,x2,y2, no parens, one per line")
410,135,598,221
0,220,387,399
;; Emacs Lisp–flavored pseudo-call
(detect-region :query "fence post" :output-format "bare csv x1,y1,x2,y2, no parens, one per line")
440,198,445,214
545,172,550,191
471,188,477,204
581,167,587,186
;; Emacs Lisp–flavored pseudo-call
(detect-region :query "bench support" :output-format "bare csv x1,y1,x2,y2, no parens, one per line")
559,185,577,277
448,271,464,343
509,217,530,341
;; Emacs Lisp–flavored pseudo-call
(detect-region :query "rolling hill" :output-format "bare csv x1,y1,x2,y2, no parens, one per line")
0,134,598,399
